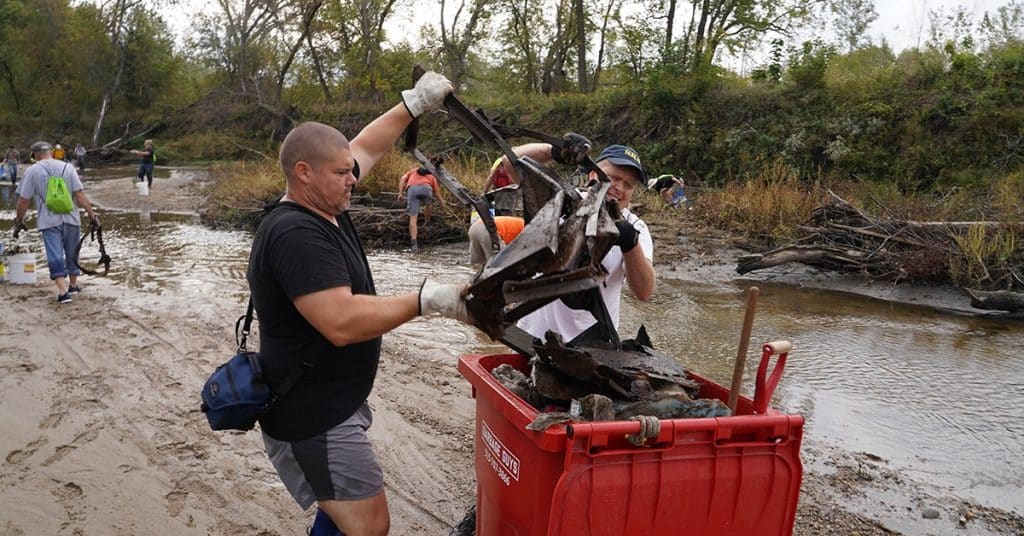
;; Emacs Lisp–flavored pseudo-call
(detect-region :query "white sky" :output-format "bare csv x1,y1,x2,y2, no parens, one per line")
855,0,1005,51
162,0,1014,61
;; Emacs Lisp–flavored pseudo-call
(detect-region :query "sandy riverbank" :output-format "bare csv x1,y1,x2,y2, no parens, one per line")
2,168,1020,535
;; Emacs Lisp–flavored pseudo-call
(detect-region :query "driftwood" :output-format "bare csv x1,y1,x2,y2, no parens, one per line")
736,191,1024,316
347,206,464,248
100,121,162,150
738,246,869,273
737,191,959,281
964,288,1024,312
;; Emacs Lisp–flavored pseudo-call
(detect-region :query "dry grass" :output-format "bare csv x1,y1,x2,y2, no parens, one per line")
989,171,1024,222
693,162,828,244
200,149,496,230
950,224,1019,287
200,159,283,226
357,149,492,199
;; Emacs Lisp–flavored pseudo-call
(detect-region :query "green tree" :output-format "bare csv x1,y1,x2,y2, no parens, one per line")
320,0,401,100
828,0,877,52
979,0,1024,50
641,0,822,74
434,0,493,88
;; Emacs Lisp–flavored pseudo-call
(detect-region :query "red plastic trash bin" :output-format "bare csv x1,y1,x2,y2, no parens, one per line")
458,353,804,536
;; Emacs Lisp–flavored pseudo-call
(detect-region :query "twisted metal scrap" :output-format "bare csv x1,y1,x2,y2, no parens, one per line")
74,221,111,276
404,81,622,341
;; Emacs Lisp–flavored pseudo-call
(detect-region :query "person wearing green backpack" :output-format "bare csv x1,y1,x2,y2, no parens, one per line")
13,141,100,304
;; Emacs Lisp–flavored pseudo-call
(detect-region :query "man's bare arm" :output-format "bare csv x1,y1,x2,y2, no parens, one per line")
623,248,654,301
294,286,420,347
349,104,414,177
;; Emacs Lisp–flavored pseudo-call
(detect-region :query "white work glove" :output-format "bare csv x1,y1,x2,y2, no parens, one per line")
401,71,454,118
418,279,471,324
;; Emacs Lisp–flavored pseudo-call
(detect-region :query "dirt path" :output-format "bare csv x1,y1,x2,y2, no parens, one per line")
2,169,1020,535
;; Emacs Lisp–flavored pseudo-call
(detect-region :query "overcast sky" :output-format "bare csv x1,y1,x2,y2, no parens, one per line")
164,0,1014,60
850,0,1005,51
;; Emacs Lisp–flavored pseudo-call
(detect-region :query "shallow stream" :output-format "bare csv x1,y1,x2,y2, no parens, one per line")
2,169,1021,526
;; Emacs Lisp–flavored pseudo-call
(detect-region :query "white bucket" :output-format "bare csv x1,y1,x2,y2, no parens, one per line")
8,253,37,284
135,180,149,196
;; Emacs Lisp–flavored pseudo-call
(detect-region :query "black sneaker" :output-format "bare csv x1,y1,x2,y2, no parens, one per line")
68,286,81,294
57,292,72,304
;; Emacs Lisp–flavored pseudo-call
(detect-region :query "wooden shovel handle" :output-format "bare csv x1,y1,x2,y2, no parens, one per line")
727,286,759,414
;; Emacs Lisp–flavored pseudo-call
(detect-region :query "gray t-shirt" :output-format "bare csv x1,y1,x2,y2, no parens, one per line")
15,159,84,230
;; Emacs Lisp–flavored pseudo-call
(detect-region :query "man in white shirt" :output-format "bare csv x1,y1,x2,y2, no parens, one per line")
512,143,655,343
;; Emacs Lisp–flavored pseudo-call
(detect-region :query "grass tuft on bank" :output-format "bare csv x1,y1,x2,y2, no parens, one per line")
199,149,493,231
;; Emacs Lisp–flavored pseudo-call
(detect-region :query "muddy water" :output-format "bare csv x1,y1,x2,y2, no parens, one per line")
2,173,1022,520
623,278,1024,515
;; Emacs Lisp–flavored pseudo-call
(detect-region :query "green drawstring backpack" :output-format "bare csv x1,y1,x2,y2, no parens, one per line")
45,163,74,214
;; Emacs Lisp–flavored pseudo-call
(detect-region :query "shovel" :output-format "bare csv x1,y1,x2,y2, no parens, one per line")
727,286,759,414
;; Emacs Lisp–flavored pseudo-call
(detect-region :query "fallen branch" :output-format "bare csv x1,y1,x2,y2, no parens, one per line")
737,193,1023,297
964,288,1024,312
737,246,869,274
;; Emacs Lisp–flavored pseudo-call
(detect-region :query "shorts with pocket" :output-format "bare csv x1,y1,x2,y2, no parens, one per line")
262,402,384,509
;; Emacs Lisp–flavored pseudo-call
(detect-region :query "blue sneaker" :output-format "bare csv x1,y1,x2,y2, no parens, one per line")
57,292,72,304
68,286,81,294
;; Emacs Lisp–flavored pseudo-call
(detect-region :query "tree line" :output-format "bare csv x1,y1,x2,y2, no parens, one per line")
0,0,1021,190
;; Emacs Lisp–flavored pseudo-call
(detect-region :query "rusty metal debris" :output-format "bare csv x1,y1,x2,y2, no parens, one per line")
403,75,624,342
506,327,732,432
533,328,700,401
400,71,736,432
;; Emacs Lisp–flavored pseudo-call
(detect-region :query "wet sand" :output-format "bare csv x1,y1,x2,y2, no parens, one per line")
2,169,1021,535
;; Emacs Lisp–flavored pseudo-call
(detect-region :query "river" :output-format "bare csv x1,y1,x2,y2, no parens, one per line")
2,167,1022,533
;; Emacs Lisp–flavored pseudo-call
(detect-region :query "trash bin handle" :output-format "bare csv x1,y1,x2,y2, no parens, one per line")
754,341,790,415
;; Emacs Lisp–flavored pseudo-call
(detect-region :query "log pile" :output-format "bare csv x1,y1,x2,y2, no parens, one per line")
348,205,465,248
736,191,1024,316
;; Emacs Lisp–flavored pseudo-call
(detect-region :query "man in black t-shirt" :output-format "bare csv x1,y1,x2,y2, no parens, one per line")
246,71,473,535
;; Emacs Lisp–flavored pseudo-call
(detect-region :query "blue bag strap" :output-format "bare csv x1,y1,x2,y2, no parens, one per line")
234,296,306,400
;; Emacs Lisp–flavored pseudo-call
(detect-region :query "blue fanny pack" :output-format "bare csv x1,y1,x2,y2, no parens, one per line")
201,350,273,431
200,299,299,432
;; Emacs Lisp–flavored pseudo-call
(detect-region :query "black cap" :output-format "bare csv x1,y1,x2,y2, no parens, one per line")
595,145,647,186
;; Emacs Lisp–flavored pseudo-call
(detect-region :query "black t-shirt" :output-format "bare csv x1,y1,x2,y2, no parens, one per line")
247,200,380,441
142,147,155,164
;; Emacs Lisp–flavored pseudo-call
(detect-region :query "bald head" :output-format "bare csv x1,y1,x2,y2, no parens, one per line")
280,122,350,181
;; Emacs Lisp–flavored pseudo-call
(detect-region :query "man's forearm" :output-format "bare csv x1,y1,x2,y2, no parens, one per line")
73,191,96,219
504,143,554,183
623,248,655,301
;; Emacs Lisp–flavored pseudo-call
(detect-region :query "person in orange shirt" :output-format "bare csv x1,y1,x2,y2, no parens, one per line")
398,166,445,251
468,215,525,266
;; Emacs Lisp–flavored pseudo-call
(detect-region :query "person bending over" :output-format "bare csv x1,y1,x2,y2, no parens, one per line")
397,165,445,252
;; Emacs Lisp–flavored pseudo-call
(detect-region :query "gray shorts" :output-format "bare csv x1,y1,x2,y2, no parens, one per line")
406,184,433,215
262,402,384,509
